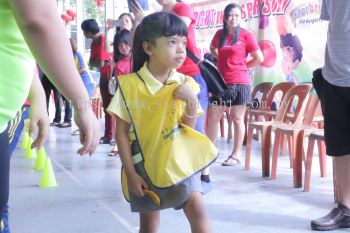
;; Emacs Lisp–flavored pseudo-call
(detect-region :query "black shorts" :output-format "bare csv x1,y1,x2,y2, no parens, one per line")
313,68,350,156
209,84,251,107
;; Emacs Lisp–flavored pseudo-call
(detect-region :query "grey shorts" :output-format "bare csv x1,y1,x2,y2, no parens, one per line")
128,141,203,212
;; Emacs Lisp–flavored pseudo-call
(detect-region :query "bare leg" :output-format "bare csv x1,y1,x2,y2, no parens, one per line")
229,105,247,157
206,105,226,143
139,211,160,233
334,155,350,208
183,192,212,233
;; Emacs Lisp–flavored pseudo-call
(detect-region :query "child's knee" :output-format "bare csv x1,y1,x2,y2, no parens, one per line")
139,213,160,233
185,193,207,219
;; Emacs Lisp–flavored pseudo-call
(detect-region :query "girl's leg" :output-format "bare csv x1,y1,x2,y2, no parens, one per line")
0,128,10,221
229,105,247,157
139,211,160,233
183,192,212,233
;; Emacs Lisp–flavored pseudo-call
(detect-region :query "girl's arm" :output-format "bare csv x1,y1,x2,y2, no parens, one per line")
115,116,148,197
210,45,218,59
174,84,199,128
10,0,99,155
104,19,114,54
247,50,264,68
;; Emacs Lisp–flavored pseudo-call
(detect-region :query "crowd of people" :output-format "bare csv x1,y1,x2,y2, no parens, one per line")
0,0,349,232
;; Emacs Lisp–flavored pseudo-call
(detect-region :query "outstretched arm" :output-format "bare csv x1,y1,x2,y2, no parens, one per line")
9,0,99,155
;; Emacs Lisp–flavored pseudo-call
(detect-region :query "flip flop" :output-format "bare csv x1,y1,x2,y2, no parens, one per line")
108,150,119,156
222,155,241,166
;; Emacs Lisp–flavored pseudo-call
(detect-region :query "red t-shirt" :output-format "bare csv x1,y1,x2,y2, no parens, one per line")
211,28,259,85
114,56,132,78
171,2,201,77
90,34,112,65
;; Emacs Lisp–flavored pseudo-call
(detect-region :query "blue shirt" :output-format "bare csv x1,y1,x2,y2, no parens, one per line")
74,51,92,85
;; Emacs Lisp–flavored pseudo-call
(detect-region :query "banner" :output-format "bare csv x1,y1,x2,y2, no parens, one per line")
190,0,328,85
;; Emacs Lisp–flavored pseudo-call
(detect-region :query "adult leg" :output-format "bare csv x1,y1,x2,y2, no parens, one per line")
183,192,212,233
139,211,160,233
229,105,247,157
0,128,10,221
100,87,115,143
192,74,211,178
52,87,62,124
58,96,72,128
41,74,52,114
334,155,350,207
206,105,226,143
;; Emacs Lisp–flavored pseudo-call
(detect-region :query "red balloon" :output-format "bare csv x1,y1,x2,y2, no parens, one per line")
61,14,70,21
258,40,277,68
66,9,76,17
96,0,104,7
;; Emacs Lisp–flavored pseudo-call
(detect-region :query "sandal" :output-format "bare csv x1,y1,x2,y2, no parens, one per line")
108,150,119,156
99,137,111,144
222,155,241,166
58,122,71,128
71,129,80,135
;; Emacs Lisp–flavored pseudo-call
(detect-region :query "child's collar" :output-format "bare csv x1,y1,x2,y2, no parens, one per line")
138,62,181,94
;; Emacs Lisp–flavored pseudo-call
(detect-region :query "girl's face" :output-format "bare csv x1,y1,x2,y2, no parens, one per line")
118,42,131,56
121,15,133,31
225,7,242,28
147,35,187,70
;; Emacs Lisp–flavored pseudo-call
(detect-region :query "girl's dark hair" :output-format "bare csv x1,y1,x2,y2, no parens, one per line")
81,19,100,34
113,29,131,62
218,3,241,48
117,13,132,32
132,12,188,72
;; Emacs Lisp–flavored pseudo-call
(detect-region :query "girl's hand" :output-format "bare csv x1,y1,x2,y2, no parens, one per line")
29,96,49,148
74,106,100,156
128,173,148,197
173,83,197,104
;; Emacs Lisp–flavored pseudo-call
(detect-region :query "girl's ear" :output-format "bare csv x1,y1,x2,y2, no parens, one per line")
143,41,153,56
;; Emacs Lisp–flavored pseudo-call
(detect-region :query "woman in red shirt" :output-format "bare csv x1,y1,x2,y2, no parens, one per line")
207,3,263,166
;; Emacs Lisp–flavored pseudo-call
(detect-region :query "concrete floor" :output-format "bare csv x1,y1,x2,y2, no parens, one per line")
9,123,343,233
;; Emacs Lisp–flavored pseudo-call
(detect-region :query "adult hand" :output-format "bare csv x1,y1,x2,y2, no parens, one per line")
129,0,144,26
74,106,100,155
29,97,49,149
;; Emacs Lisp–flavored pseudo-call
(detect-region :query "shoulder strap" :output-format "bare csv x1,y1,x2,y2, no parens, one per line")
116,79,145,160
186,48,201,64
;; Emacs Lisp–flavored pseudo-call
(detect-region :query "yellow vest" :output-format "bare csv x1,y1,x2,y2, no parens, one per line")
119,72,218,190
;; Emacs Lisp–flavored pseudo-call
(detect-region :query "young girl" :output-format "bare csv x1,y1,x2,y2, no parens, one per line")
108,29,132,156
130,0,212,189
107,12,217,233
